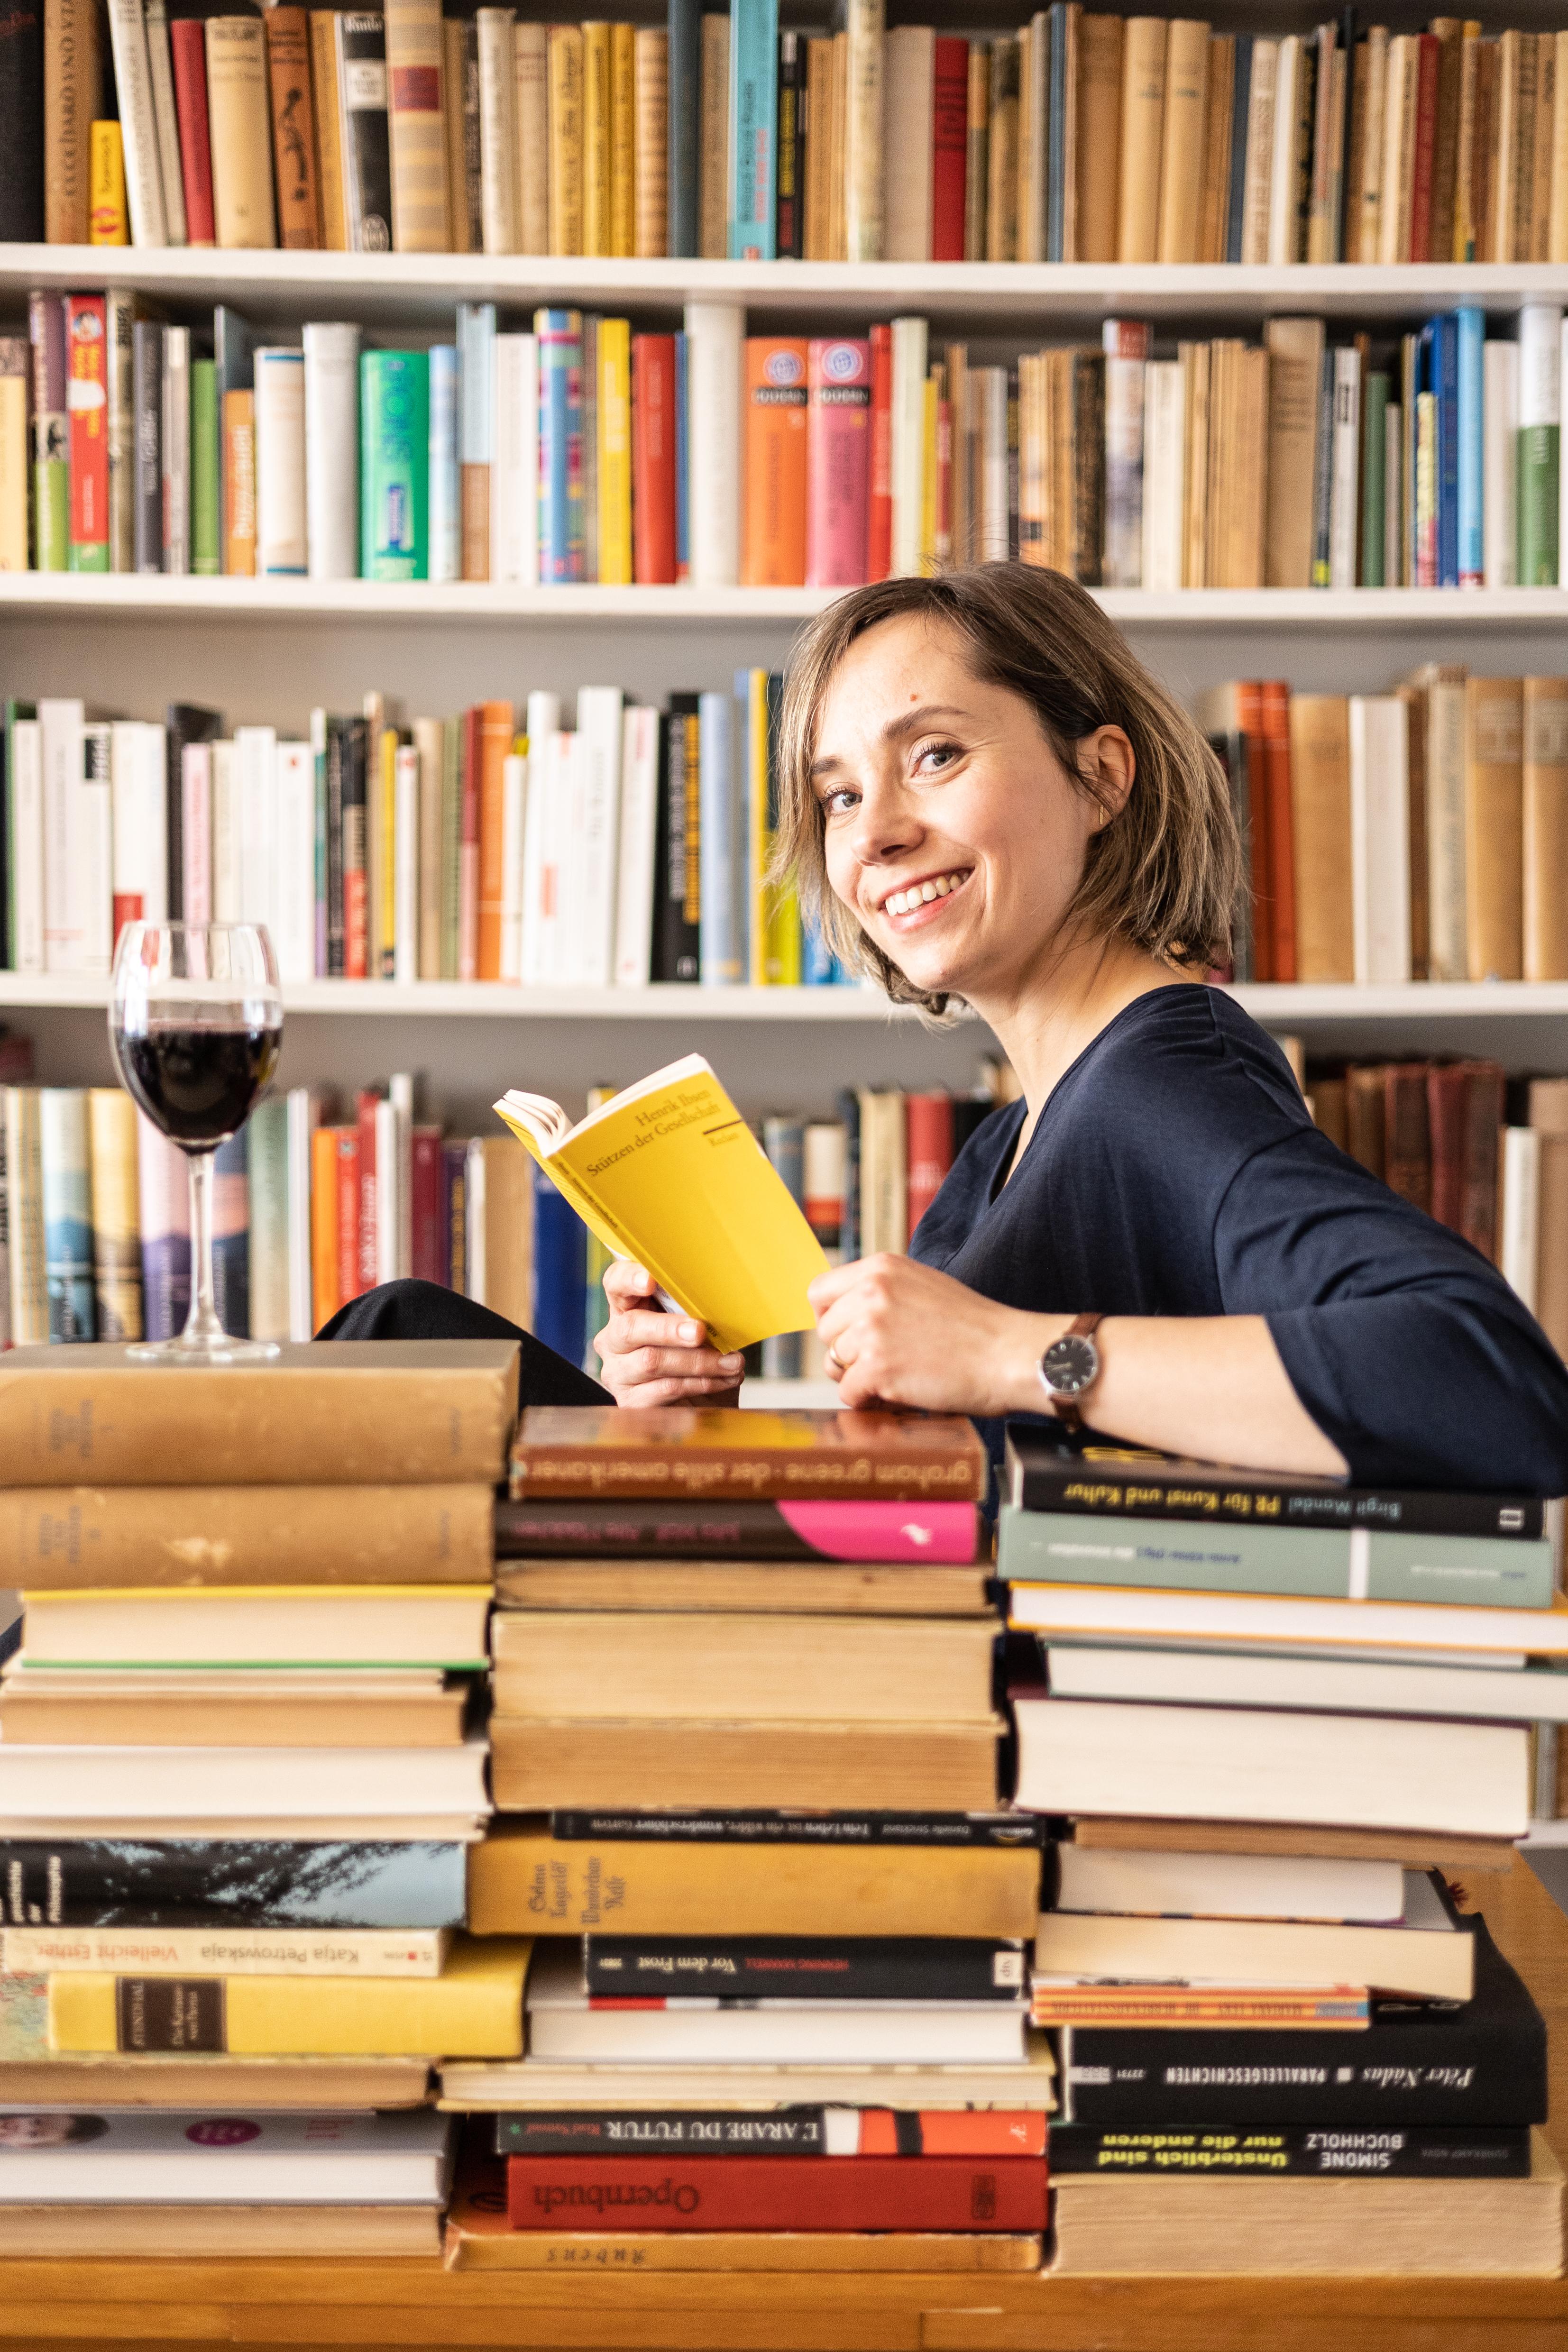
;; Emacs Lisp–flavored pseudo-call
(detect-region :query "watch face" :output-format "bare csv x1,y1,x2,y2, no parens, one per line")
1041,1335,1099,1396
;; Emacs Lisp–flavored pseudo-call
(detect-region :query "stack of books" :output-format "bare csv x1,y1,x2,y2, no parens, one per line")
999,1428,1566,2277
441,1403,1053,2273
0,1339,524,2256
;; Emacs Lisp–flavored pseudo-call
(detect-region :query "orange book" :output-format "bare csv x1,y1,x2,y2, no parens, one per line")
310,1124,342,1329
742,337,809,586
475,698,515,981
223,389,257,576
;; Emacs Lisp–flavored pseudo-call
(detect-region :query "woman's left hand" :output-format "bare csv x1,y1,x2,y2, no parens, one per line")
809,1254,1056,1417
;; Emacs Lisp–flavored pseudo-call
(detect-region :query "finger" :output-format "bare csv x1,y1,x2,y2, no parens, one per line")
622,1344,744,1385
604,1258,660,1309
617,1374,744,1409
807,1257,875,1310
603,1309,720,1355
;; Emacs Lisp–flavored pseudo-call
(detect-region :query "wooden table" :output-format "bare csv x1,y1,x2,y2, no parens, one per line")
3,1853,1565,2352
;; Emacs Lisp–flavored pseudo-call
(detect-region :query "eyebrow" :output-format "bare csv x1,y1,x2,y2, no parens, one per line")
809,704,970,780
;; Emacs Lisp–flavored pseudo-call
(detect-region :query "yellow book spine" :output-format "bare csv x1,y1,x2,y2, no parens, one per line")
609,18,635,256
581,20,612,256
89,120,128,244
597,317,633,586
548,25,584,254
0,373,30,571
86,1087,142,1342
748,667,769,986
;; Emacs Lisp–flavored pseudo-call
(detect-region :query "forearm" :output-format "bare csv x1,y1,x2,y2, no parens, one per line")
1003,1311,1348,1478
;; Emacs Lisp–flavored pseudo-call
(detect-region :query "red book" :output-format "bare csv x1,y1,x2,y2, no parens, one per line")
411,1125,444,1284
459,706,481,983
65,295,108,571
1408,32,1440,263
931,37,968,262
169,17,217,247
905,1092,954,1240
1428,1062,1504,1261
356,1086,384,1295
1258,680,1296,984
867,322,893,581
632,333,677,584
333,1128,362,1305
506,2155,1048,2233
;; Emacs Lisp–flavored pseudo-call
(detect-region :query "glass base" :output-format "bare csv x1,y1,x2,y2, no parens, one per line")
126,1334,282,1365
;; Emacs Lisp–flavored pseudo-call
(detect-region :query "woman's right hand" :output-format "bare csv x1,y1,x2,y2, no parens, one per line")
593,1259,746,1408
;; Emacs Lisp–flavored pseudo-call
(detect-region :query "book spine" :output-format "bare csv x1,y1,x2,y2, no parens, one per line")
5,1088,47,1343
547,21,583,254
426,343,459,583
64,294,108,572
385,0,447,251
728,0,778,258
38,1086,95,1342
311,9,348,248
188,360,219,577
742,336,807,586
303,322,359,582
867,320,893,579
684,300,741,586
584,1936,1019,2003
2,1835,468,1930
337,10,393,254
29,292,67,573
534,308,583,584
360,349,429,582
84,1085,141,1340
597,315,632,584
104,0,167,248
477,6,517,254
1050,2125,1531,2178
5,1924,449,1977
266,6,319,249
696,688,738,985
698,12,727,258
159,323,189,575
631,333,676,584
458,300,495,581
0,357,28,574
1517,301,1562,584
167,20,214,246
0,0,44,243
507,2154,1048,2232
206,15,276,248
805,337,870,589
253,347,306,575
667,0,699,256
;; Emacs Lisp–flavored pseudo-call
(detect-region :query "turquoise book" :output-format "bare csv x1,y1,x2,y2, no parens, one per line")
360,350,430,582
728,0,779,258
996,1507,1557,1610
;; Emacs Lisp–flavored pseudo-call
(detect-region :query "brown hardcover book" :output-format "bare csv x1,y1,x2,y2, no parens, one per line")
1471,31,1498,261
0,2054,433,2106
1492,28,1529,261
1073,15,1121,264
467,1821,1042,1939
1379,33,1416,261
1534,1125,1568,1360
1310,1075,1348,1151
1288,693,1353,982
698,10,728,258
44,0,99,242
0,1340,519,1486
441,16,470,252
1395,681,1432,979
310,6,348,249
464,1136,530,1323
1522,676,1568,980
1263,316,1325,588
489,1715,1003,1814
0,2205,441,2258
1070,348,1105,586
1197,33,1234,263
964,38,990,260
985,35,1019,259
825,29,847,259
1258,679,1297,978
495,1559,991,1616
1068,1816,1516,1871
1428,17,1464,263
1117,14,1166,259
0,1482,493,1588
264,7,320,250
509,1406,987,1504
384,0,449,251
1530,31,1555,260
1344,33,1373,261
206,16,277,247
0,1675,468,1745
547,21,584,255
1016,16,1043,265
1382,1063,1434,1213
1231,346,1268,587
490,1611,997,1725
633,25,667,257
1464,675,1524,981
1407,29,1440,261
1429,1060,1505,1259
1157,18,1209,263
802,35,832,259
1345,1062,1387,1179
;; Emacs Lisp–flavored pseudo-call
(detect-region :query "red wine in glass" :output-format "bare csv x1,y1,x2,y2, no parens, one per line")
116,1023,280,1150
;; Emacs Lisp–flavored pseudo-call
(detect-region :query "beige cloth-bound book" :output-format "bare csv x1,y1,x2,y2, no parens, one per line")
1117,15,1167,259
206,16,277,248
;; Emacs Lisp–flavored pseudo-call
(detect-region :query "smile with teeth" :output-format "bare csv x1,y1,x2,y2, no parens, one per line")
881,870,972,918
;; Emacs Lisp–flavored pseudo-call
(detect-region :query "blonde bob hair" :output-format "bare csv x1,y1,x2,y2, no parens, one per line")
775,564,1243,1016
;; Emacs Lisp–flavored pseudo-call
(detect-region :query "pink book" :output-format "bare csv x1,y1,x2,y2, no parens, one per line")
806,339,871,588
136,1114,190,1343
182,741,212,924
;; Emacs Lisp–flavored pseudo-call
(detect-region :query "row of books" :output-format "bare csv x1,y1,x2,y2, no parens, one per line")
16,2,1568,272
1206,667,1568,987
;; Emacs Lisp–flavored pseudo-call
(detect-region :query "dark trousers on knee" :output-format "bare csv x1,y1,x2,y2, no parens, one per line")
317,1278,612,1407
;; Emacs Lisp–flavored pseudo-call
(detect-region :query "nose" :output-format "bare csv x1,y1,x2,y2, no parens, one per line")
848,775,924,873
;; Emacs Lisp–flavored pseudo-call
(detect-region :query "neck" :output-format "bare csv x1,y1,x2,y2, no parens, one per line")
968,928,1188,1113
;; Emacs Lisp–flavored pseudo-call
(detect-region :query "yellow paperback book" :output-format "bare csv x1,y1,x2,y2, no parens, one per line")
492,1055,826,1354
596,317,633,584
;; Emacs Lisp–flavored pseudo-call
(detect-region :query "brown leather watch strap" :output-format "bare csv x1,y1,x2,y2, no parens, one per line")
1049,1311,1105,1435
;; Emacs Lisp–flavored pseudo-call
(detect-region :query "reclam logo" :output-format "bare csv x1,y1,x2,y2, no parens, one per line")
533,2178,703,2215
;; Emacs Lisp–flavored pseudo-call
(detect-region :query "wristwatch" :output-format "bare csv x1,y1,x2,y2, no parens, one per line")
1038,1312,1105,1434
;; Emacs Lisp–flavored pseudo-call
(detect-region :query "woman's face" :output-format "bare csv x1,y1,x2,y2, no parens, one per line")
0,2114,81,2147
811,615,1124,1008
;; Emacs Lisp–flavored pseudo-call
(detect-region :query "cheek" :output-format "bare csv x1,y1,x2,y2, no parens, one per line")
821,831,858,909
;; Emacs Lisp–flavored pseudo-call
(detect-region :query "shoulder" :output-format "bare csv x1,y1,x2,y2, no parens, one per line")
1052,984,1311,1153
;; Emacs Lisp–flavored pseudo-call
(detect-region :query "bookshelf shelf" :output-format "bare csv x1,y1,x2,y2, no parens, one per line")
2,574,1564,628
1,246,1566,326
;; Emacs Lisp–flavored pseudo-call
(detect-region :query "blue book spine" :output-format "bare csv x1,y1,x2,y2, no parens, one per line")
39,1089,95,1343
668,0,701,257
698,688,741,984
675,332,689,577
1456,304,1484,586
1046,3,1069,264
457,302,495,468
1225,38,1253,263
531,1165,588,1368
801,914,835,986
535,308,583,584
728,0,779,258
760,1116,804,1378
1437,312,1459,588
427,343,460,584
211,1127,250,1339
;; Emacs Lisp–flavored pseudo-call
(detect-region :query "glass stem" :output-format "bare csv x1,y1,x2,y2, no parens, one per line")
181,1146,227,1347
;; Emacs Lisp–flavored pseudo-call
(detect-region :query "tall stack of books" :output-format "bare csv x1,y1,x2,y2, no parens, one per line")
999,1428,1566,2277
440,1404,1053,2273
0,1340,522,2257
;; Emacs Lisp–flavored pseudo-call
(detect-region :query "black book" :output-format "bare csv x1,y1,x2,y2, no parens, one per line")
495,1495,980,1562
549,1811,1046,1849
132,320,164,576
163,704,223,917
950,1095,997,1160
1049,2125,1532,2180
652,697,700,983
585,1935,1025,2003
666,0,700,257
1061,1913,1545,2130
338,11,393,253
0,0,44,241
1004,1425,1546,1540
1206,729,1253,981
0,1839,467,1928
341,715,369,963
325,714,348,976
836,1084,861,1260
775,29,803,259
499,2109,829,2159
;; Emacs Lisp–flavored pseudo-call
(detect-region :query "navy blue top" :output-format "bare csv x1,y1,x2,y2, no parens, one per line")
908,985,1568,1494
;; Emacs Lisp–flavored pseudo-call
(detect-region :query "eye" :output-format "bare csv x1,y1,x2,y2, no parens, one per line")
820,785,860,817
913,739,962,776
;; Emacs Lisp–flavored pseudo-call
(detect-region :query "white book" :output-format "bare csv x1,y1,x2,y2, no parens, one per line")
499,750,527,982
540,731,579,983
303,322,360,581
210,740,240,922
889,314,928,577
1,1922,453,1979
1329,344,1361,588
38,699,87,974
1502,1126,1542,1313
1519,302,1562,435
477,5,519,254
394,744,420,983
284,1085,319,1341
1101,324,1147,590
104,0,169,249
463,1135,486,1299
490,332,539,586
1266,35,1300,265
253,348,308,575
375,1095,402,1285
181,741,212,925
1140,360,1184,592
273,739,315,982
428,344,461,583
684,301,742,587
613,704,660,988
0,2109,455,2206
109,720,167,934
78,726,114,976
519,690,562,987
143,0,186,243
0,1738,490,1819
233,724,277,935
883,26,934,262
160,324,190,574
574,686,624,988
1348,694,1410,985
1043,1639,1568,1718
1239,37,1278,264
1484,341,1519,587
1052,1840,1405,1925
9,719,44,974
390,1071,414,1277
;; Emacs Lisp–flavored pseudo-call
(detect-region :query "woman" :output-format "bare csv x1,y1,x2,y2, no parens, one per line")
330,565,1568,1492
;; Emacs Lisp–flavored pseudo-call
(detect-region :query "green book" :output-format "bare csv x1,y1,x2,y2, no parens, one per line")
440,714,461,979
190,358,220,577
996,1507,1556,1608
1516,302,1561,586
1360,371,1388,588
360,350,429,582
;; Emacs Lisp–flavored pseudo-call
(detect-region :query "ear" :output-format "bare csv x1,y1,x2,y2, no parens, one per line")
1079,726,1136,823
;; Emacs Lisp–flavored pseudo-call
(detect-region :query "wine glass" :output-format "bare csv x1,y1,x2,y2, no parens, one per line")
109,922,284,1364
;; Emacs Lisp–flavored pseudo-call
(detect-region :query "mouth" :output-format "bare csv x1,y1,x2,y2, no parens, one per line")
875,868,974,930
